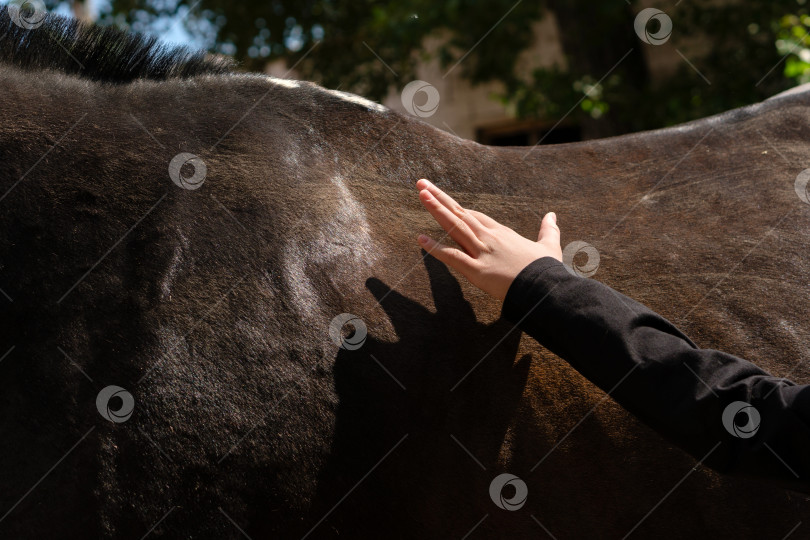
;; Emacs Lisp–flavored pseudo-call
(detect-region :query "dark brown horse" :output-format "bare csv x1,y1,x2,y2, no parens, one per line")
1,11,809,539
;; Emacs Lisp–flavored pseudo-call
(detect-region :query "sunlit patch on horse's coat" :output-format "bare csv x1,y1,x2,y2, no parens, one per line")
323,88,388,112
281,175,379,320
265,76,300,89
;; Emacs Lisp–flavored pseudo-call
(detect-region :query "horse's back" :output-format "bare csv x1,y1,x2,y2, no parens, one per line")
2,25,810,537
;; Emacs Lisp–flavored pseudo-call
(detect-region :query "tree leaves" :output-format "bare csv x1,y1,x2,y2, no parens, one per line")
104,0,810,138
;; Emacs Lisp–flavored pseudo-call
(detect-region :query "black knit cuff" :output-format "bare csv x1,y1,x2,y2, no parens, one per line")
500,256,569,324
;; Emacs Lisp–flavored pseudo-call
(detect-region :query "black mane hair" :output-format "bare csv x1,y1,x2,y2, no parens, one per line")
0,8,235,83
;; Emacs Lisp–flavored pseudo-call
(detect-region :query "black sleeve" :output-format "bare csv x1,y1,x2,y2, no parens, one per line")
501,256,810,494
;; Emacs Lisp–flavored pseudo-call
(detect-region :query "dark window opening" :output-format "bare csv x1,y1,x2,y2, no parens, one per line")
477,120,582,147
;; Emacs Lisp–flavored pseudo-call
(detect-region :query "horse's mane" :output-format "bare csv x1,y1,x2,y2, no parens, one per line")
0,9,234,83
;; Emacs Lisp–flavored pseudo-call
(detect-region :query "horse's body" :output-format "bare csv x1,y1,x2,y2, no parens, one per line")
2,13,809,539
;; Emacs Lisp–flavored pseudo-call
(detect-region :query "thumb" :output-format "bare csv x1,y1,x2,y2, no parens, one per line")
537,212,560,246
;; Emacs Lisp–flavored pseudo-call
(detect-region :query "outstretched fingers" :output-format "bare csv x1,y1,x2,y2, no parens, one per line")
417,179,485,255
417,234,476,276
418,190,482,256
467,209,500,229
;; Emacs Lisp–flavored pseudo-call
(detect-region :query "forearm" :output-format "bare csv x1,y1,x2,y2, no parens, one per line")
501,257,810,493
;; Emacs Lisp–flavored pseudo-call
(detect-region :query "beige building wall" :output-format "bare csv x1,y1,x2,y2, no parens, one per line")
379,2,686,142
381,13,567,140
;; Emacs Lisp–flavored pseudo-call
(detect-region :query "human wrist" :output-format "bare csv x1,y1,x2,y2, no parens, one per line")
500,256,567,322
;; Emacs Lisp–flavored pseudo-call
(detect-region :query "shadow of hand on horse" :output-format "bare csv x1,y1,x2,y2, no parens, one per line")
307,251,533,538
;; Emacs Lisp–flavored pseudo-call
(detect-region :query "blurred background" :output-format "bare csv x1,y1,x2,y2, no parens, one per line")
13,0,810,144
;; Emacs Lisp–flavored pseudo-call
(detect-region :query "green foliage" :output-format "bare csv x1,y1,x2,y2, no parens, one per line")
504,1,810,134
104,0,810,137
779,13,810,83
103,0,543,100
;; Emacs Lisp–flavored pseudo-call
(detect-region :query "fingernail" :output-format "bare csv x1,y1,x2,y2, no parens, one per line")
550,212,557,224
418,234,429,244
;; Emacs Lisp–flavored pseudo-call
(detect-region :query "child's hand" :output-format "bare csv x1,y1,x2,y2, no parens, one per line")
416,179,562,301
